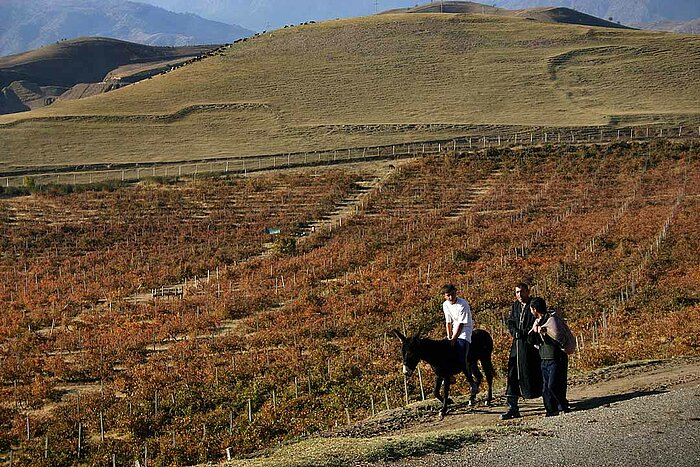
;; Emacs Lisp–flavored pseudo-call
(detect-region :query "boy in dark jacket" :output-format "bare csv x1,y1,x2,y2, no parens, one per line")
528,297,570,417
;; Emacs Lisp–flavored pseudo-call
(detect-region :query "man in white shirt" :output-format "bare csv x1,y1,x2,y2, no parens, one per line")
442,283,473,371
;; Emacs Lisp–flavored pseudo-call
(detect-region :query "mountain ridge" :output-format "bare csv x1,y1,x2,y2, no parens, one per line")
0,0,253,57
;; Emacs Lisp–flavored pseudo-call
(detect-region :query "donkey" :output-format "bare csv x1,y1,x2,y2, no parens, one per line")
393,328,494,418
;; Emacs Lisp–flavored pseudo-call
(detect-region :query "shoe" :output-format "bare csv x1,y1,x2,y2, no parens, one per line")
500,410,521,420
561,406,572,413
545,412,559,417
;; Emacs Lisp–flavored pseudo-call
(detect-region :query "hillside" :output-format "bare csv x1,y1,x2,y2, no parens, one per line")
0,140,698,466
0,12,698,171
0,0,253,57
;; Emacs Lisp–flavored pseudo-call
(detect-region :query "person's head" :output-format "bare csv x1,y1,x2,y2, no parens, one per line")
515,282,530,303
530,297,547,318
442,283,458,304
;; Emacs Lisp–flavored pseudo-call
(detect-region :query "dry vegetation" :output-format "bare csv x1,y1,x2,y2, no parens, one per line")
0,140,698,466
1,14,698,170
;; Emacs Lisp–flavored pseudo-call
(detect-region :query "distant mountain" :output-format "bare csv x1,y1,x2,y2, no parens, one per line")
383,1,630,29
0,0,253,57
139,0,413,31
140,0,700,30
0,37,218,115
490,1,700,25
634,18,700,34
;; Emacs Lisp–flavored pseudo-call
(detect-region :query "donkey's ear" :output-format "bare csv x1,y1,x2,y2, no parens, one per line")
392,329,407,342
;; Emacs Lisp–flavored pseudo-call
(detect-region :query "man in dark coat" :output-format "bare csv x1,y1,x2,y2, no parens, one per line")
501,282,542,419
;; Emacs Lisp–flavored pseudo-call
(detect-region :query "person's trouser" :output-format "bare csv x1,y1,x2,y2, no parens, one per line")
454,338,471,370
505,354,521,411
541,357,568,415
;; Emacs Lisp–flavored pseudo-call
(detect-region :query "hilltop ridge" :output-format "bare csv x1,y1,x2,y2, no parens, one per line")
382,1,630,29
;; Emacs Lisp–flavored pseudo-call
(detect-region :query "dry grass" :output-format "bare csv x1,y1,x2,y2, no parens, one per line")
219,426,521,467
1,13,698,170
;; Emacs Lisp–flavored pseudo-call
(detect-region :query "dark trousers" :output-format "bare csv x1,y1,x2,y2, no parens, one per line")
541,356,569,415
505,355,520,410
454,338,471,369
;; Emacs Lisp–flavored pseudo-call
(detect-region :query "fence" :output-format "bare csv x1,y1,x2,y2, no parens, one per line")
2,124,698,188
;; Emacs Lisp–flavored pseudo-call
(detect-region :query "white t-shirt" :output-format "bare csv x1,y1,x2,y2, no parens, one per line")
443,297,473,342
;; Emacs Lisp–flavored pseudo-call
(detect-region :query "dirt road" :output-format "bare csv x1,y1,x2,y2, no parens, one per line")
365,357,700,466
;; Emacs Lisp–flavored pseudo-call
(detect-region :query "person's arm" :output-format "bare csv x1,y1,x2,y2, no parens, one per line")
450,322,463,340
446,321,453,340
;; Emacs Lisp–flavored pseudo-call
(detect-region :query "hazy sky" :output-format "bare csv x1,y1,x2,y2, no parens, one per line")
138,1,432,31
137,1,700,30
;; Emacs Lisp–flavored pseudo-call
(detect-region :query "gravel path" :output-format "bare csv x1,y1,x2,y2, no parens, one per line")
377,384,700,467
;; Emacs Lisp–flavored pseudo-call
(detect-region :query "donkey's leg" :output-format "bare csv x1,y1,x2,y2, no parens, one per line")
482,356,495,406
440,379,451,419
434,376,444,402
469,361,483,406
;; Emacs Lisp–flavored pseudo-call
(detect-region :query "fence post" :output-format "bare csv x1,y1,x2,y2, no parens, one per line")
417,365,426,401
77,422,82,459
403,375,409,405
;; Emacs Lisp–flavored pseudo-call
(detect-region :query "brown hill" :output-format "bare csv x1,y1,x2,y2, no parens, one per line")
0,36,219,115
382,1,631,29
0,37,216,89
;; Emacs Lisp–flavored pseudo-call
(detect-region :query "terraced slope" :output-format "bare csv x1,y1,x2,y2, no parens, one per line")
1,13,698,170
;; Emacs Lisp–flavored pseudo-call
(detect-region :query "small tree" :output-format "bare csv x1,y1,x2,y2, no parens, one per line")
276,236,297,256
23,176,36,190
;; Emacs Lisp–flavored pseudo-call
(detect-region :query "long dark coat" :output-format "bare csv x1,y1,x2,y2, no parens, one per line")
506,299,542,399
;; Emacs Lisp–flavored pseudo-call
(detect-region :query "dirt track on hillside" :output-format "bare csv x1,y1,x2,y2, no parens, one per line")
339,357,700,466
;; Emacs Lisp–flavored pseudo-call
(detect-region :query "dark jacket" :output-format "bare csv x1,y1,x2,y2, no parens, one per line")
507,299,542,399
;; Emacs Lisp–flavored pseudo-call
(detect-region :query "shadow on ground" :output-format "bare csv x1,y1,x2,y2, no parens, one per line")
571,390,665,412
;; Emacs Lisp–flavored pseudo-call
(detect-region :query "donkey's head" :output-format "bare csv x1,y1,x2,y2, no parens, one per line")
392,329,421,377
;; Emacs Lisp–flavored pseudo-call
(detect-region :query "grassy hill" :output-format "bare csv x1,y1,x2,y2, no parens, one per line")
1,12,698,171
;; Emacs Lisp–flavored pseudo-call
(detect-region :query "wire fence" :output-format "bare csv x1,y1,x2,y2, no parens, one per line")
3,124,698,188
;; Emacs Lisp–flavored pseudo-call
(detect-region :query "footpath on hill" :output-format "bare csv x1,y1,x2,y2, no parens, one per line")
360,357,700,467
